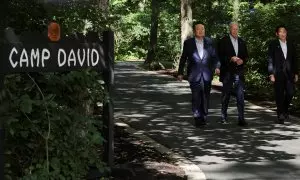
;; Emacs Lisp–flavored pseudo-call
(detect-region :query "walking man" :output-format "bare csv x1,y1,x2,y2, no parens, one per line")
218,22,248,126
268,25,298,124
178,22,220,127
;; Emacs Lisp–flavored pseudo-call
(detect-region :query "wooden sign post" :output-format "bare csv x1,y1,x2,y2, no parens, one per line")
0,24,114,178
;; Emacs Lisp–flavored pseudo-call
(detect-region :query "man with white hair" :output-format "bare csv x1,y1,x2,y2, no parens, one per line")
218,22,248,126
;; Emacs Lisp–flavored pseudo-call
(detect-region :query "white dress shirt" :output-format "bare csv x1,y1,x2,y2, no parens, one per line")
195,38,204,59
279,39,287,59
230,34,238,56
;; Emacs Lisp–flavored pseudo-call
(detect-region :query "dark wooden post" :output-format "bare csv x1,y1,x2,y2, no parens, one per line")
0,111,4,180
0,75,4,180
102,30,114,167
0,1,7,178
0,33,4,180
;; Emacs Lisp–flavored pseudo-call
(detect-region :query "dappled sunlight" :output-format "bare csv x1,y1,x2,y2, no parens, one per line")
114,62,300,179
132,130,146,135
150,130,172,134
195,155,227,164
125,114,149,118
248,104,266,110
208,161,300,179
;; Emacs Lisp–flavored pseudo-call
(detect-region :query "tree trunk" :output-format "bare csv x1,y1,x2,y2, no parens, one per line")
206,0,213,35
97,0,109,12
95,0,109,21
180,0,193,50
232,0,239,22
175,0,192,69
144,0,160,66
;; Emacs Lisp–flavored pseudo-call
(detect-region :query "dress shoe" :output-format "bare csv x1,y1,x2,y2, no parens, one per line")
238,119,248,126
284,114,289,121
219,118,228,124
278,119,285,124
194,117,206,127
277,114,285,124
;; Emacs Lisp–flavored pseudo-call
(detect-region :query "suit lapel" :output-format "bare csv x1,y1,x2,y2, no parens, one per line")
192,37,197,51
227,36,236,56
202,38,208,60
286,41,290,60
193,38,205,60
192,38,201,60
237,38,241,57
276,40,286,60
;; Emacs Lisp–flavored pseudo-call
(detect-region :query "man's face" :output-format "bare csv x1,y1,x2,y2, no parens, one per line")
194,24,205,38
276,27,287,41
230,24,238,39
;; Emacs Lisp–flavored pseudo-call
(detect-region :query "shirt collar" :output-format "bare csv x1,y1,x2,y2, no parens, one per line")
279,39,287,44
229,34,238,41
195,37,204,44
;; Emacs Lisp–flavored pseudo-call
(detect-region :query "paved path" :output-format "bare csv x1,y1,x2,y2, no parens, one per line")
114,61,300,180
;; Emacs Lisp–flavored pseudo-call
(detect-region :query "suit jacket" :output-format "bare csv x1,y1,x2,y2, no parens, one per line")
218,35,248,82
268,39,298,81
178,37,220,82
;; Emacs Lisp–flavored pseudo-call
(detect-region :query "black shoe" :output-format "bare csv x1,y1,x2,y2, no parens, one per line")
203,116,209,124
195,117,206,127
277,114,285,124
278,119,285,124
284,114,289,121
238,119,248,126
219,118,228,124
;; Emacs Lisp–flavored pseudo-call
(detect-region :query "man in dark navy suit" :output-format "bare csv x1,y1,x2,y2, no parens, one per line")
268,25,298,124
177,22,220,127
218,22,248,126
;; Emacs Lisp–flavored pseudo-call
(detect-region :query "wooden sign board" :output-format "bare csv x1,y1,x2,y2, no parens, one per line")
0,27,107,74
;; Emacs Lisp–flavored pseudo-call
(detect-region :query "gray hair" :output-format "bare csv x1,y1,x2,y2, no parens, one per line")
229,22,238,28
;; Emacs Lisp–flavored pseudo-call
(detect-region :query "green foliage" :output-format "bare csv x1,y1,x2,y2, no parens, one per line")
2,71,106,179
155,1,181,67
111,0,151,61
193,0,232,38
111,0,181,64
238,1,300,98
2,0,109,178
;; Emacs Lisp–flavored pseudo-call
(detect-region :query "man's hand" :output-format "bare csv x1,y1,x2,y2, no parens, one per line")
270,74,275,83
177,75,183,81
295,74,298,83
231,56,238,63
215,68,220,75
236,58,243,65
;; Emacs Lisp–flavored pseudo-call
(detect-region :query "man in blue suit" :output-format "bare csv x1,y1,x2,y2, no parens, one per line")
177,22,220,127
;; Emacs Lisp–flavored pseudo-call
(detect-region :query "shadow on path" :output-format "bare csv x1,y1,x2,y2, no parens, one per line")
114,61,300,179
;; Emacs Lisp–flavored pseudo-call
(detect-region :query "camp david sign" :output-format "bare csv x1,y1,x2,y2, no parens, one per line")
0,28,107,74
7,47,101,69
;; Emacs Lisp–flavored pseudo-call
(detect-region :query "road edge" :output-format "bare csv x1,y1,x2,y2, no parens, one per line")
115,117,206,180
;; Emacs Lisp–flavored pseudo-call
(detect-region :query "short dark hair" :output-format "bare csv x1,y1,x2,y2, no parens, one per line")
275,25,287,33
193,21,205,30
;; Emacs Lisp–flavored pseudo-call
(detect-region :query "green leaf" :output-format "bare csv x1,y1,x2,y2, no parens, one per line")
6,117,19,125
91,133,102,144
20,131,29,138
9,129,14,136
50,158,61,171
20,94,33,113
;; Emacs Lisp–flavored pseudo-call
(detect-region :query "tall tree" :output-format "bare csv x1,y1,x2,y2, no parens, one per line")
98,0,109,13
232,0,239,22
145,0,160,65
180,0,193,49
